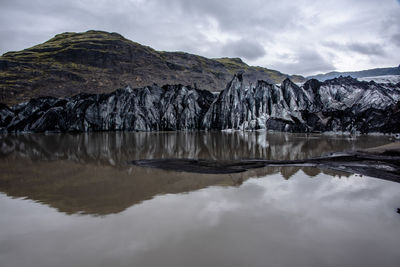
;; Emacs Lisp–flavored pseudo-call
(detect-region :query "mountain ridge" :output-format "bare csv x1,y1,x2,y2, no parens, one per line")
308,65,400,81
0,30,304,105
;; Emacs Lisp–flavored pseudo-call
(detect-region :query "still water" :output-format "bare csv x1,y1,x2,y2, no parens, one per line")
0,132,399,267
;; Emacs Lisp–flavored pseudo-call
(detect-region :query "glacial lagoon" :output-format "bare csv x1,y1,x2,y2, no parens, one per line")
0,131,399,267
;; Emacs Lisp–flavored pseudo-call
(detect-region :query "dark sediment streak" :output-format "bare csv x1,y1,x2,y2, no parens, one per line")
131,143,400,183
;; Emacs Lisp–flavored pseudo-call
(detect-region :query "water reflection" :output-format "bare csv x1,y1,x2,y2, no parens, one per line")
0,172,399,267
0,131,391,163
0,132,392,215
1,132,399,267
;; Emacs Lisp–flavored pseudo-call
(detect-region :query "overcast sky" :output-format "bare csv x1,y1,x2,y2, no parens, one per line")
0,0,399,76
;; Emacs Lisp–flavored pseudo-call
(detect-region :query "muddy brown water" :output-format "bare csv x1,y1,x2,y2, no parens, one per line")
0,131,399,267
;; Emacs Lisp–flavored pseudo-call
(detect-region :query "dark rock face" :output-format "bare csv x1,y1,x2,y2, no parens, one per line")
0,103,14,128
1,85,215,132
1,75,400,133
202,75,400,133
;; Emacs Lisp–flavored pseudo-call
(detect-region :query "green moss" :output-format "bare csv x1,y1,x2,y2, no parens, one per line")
0,30,306,105
215,57,248,68
3,30,132,63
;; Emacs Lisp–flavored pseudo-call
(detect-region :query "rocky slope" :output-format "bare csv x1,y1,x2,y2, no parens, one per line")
1,74,400,133
0,30,304,105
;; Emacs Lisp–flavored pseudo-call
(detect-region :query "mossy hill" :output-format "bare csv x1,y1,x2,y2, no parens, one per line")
0,30,305,105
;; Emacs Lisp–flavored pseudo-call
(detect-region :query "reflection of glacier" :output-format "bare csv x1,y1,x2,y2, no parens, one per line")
0,132,389,215
0,131,389,164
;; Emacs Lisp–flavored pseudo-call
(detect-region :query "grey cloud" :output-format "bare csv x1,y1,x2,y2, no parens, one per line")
0,0,399,75
324,41,386,56
167,0,308,40
222,39,266,60
270,50,335,76
347,43,385,56
391,33,400,47
379,10,400,53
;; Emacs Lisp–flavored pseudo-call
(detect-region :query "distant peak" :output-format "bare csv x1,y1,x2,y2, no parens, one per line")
282,77,294,85
325,75,359,84
215,57,248,66
303,78,321,92
85,30,124,38
229,58,245,64
50,30,126,42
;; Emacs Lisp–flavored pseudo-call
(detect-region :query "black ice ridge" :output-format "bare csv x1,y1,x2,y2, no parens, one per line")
1,74,400,133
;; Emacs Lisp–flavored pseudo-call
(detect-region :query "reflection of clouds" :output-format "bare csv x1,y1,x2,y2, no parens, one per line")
318,176,386,203
200,182,268,226
250,173,400,232
1,170,399,267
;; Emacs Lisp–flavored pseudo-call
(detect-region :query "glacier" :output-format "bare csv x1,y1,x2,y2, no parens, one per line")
1,74,399,133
